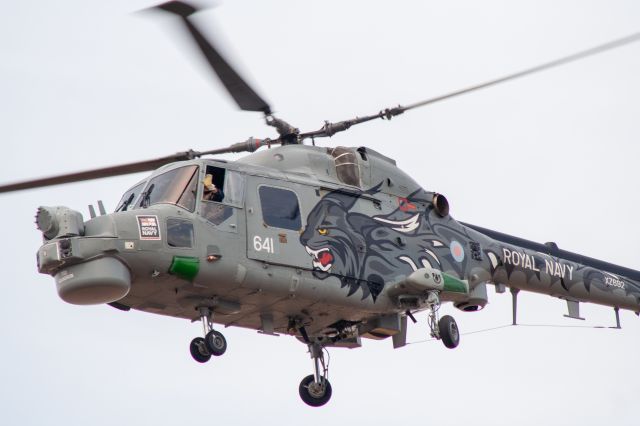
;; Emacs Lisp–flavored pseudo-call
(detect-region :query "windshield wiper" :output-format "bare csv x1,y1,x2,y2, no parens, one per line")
141,184,155,208
116,193,135,212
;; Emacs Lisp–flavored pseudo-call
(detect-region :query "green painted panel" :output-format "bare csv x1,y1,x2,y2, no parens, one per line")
169,256,200,281
442,273,468,294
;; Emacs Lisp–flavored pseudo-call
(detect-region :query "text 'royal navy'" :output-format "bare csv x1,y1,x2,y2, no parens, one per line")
502,248,574,280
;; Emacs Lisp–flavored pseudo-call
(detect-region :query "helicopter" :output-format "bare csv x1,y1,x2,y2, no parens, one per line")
2,1,640,408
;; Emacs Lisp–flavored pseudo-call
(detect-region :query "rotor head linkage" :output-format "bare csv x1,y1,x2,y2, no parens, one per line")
265,115,300,143
198,137,275,156
299,105,405,141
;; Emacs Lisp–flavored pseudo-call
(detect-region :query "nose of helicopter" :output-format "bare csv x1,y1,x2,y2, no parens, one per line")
36,207,132,305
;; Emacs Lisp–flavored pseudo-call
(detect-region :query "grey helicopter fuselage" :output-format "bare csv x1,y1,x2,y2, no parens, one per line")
36,143,640,343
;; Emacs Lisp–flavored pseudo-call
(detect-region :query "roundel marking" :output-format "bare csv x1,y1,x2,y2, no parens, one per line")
450,240,465,263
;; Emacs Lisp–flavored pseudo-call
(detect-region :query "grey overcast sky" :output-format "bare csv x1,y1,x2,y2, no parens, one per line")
1,1,640,425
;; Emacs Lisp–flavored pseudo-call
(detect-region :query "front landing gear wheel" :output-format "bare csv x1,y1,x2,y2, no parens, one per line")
438,315,460,349
205,330,227,356
190,337,211,363
299,374,332,407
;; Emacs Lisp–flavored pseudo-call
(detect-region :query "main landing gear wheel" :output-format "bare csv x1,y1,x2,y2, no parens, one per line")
438,315,460,349
299,374,332,407
188,306,228,363
190,337,211,363
299,341,332,407
426,291,461,349
205,329,227,356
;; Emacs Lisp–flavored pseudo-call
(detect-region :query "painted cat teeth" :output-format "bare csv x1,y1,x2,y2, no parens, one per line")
305,246,333,272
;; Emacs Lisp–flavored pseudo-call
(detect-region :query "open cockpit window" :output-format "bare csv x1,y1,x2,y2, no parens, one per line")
115,182,144,212
330,146,361,187
201,166,245,226
139,165,199,212
202,166,226,203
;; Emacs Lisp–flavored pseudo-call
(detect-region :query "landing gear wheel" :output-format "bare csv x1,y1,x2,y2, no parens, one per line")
190,337,211,363
438,315,460,349
299,374,332,407
205,329,227,356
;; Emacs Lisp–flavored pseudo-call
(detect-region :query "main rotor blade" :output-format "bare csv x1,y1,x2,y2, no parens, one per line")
403,31,640,112
153,1,272,114
299,31,640,140
0,151,199,194
0,136,285,194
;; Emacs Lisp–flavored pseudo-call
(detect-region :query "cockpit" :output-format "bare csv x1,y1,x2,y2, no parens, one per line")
114,162,245,231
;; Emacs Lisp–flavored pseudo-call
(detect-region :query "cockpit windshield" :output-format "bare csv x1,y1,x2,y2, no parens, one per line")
139,165,199,212
115,182,145,212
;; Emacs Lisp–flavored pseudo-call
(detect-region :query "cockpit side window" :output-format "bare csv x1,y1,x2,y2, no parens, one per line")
202,166,226,203
201,166,242,226
167,218,194,248
223,170,245,206
115,183,145,212
140,165,199,212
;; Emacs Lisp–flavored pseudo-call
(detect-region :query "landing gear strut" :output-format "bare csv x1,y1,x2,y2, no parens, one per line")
426,291,460,349
189,306,227,363
298,342,332,407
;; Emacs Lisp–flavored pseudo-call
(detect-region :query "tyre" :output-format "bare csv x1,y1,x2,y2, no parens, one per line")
438,315,460,349
298,374,332,407
205,330,227,356
190,337,211,363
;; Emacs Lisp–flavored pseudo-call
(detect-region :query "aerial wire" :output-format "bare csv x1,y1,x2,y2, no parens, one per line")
405,321,621,345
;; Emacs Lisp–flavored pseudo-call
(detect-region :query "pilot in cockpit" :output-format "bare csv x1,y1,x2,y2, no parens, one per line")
203,173,224,203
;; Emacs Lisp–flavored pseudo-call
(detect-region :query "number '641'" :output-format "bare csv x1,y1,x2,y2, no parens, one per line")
253,236,274,253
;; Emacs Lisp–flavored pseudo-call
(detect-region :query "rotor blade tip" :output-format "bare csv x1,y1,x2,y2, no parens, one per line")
155,1,198,18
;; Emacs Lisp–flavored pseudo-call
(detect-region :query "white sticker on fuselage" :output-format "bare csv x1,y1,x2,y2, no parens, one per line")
137,215,161,240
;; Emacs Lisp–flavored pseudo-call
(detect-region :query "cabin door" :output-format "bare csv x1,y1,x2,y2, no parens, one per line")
245,176,318,270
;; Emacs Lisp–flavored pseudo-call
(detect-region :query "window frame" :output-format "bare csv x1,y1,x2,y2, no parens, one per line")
115,182,145,212
139,165,199,212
